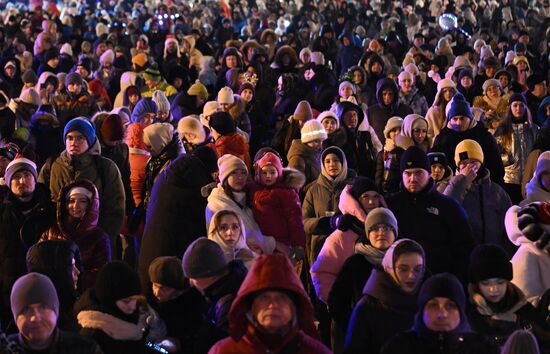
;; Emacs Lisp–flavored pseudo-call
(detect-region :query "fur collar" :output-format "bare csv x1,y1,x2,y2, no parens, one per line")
77,310,144,340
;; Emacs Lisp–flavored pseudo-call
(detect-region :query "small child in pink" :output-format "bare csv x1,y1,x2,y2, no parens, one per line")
249,152,306,257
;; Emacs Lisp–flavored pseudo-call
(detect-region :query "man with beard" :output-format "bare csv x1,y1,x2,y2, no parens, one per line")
0,157,55,331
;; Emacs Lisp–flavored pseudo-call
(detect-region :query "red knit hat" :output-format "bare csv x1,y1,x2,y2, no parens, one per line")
100,114,124,142
256,152,283,182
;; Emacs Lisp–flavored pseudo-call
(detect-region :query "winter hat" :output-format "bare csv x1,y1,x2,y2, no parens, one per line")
5,157,38,188
60,43,73,56
408,114,428,131
200,101,220,126
218,154,247,183
292,100,313,122
152,90,170,112
238,82,255,96
455,139,484,166
177,116,205,145
110,107,131,125
257,152,283,181
310,51,325,66
428,152,449,169
143,123,174,156
148,256,185,290
22,70,38,85
418,273,466,318
64,117,96,147
99,49,115,66
11,273,59,318
132,53,148,68
512,55,529,67
100,114,124,142
189,146,217,175
382,238,425,277
209,111,236,136
365,207,398,235
448,93,473,120
509,93,527,105
67,186,93,201
482,79,502,94
317,111,339,130
4,60,16,70
142,64,162,81
437,78,456,92
383,116,404,138
458,68,474,81
339,81,356,95
468,244,512,283
65,72,84,87
182,237,229,279
453,56,472,70
474,39,486,52
350,176,379,200
188,81,209,100
535,151,550,180
504,51,516,66
19,88,40,107
301,120,328,144
398,71,414,85
217,87,235,104
400,146,430,173
527,74,546,92
131,98,158,123
76,57,94,75
44,48,59,62
95,261,141,307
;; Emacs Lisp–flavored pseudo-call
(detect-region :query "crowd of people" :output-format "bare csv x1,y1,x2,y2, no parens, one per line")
1,0,550,353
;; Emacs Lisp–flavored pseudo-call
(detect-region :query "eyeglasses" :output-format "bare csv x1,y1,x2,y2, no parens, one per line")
368,225,392,233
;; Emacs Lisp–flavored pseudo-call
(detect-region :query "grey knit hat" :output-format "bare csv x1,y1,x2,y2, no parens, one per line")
182,238,229,279
11,273,59,318
365,207,399,235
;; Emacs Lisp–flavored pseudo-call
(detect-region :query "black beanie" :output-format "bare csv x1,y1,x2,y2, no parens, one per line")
400,146,430,173
468,244,512,283
95,261,141,306
209,111,236,136
418,273,466,315
509,92,527,106
427,152,449,169
350,176,379,200
192,146,219,175
148,256,185,290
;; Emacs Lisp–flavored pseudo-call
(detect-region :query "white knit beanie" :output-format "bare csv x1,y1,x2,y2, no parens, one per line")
217,87,235,105
217,154,247,183
177,116,206,144
404,63,419,76
505,51,516,66
437,78,456,92
60,43,73,56
317,111,339,130
100,49,115,66
301,120,328,143
143,123,174,156
152,90,170,112
398,71,414,84
19,88,40,106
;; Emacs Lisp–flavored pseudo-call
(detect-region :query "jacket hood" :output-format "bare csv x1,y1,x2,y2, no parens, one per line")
338,184,388,223
336,101,365,129
228,254,318,339
273,45,299,68
537,96,550,126
348,65,367,87
207,209,249,261
35,71,57,92
376,78,399,108
57,179,100,237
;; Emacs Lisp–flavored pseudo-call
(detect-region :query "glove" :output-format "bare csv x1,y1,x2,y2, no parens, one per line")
518,203,544,242
318,216,340,232
336,214,355,231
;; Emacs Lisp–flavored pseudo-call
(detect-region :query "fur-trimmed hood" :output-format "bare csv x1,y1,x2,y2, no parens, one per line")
57,179,100,238
273,45,299,69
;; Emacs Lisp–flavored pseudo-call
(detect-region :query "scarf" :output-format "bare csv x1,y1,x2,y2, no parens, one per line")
469,283,527,322
483,95,501,111
354,242,386,265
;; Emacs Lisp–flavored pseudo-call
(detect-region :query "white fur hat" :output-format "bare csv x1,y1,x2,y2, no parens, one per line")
310,51,325,66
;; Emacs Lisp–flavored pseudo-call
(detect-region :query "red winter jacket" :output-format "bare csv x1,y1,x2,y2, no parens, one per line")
249,168,306,247
213,132,252,171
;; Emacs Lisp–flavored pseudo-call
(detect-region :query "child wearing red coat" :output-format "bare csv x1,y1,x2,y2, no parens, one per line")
249,152,306,258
